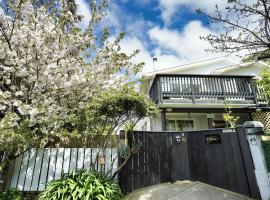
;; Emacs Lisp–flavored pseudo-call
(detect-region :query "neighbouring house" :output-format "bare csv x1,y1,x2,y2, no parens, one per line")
138,57,270,132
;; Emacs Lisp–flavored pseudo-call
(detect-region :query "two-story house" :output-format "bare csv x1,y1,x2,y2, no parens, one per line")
138,57,269,132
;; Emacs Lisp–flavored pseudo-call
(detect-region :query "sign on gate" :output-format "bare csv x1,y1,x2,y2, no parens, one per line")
204,134,221,144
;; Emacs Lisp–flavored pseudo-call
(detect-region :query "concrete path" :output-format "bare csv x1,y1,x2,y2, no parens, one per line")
124,181,254,200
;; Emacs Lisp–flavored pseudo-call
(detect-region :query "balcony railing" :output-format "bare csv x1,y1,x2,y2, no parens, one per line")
149,74,268,106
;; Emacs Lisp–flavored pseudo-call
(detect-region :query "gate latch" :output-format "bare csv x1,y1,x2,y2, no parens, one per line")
175,135,187,144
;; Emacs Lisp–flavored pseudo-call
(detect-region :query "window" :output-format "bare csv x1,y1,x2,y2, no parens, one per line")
166,119,195,131
141,122,148,131
212,120,226,128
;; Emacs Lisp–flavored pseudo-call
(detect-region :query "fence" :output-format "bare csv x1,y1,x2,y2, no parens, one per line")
2,129,266,198
45,135,120,148
4,148,118,191
119,127,261,199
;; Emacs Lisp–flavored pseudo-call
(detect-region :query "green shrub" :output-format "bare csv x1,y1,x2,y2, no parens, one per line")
265,130,270,135
0,189,26,200
38,170,123,200
262,141,270,171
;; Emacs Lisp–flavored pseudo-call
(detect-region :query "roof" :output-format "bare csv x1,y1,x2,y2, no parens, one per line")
212,60,269,74
142,57,238,79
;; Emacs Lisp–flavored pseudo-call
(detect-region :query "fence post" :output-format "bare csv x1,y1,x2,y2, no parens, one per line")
238,121,270,200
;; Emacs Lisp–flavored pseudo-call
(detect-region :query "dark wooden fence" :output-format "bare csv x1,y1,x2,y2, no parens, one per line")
119,127,261,199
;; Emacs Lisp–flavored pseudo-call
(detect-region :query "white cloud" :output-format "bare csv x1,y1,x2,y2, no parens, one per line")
75,0,91,28
126,18,153,39
159,0,256,26
104,1,226,74
118,20,225,73
148,20,223,68
152,49,184,70
120,36,185,74
159,0,228,25
120,0,152,5
104,2,153,40
104,3,122,31
120,37,153,73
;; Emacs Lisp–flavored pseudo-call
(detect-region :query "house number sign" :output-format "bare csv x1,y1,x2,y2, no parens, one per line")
205,134,221,144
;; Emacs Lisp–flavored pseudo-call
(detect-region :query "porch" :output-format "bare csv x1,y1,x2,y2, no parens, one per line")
151,108,252,132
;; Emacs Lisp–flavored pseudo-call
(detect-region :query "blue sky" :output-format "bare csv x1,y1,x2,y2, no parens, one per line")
76,0,243,73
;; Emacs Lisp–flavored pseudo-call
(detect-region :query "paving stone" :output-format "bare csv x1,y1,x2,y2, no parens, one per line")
124,181,254,200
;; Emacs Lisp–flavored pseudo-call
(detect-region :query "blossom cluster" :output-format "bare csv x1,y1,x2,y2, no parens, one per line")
0,0,141,134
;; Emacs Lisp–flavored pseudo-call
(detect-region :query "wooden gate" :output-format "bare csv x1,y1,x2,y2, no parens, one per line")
119,127,261,199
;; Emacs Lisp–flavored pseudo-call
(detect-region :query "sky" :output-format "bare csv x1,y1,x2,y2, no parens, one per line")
76,0,242,74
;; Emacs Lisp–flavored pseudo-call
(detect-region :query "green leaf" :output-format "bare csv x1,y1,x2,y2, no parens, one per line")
38,169,123,200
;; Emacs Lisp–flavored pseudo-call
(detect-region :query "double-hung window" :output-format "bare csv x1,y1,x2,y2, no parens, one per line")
166,119,195,131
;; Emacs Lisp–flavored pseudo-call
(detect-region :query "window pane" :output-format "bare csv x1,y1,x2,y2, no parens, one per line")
176,120,194,131
166,120,176,131
213,120,226,128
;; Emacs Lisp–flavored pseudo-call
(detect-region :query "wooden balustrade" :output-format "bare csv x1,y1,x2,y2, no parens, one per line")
149,74,268,106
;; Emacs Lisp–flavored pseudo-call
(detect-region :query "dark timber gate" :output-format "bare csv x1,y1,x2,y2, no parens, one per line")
119,127,261,199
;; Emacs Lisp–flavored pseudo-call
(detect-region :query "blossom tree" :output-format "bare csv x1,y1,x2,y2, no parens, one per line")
0,0,143,166
198,0,270,61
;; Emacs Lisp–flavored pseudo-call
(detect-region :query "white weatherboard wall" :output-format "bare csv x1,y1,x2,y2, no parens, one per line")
5,148,118,191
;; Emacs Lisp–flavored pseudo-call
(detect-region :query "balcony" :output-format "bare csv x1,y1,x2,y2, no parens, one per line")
149,74,268,108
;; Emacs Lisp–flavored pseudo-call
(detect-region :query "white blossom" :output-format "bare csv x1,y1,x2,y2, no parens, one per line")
0,105,6,111
0,0,141,134
15,91,24,97
6,79,11,84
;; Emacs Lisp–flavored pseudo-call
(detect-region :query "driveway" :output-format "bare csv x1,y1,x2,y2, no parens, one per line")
124,181,253,200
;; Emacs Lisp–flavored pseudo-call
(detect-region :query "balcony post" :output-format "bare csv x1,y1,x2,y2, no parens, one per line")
190,77,195,104
161,109,166,131
157,76,162,104
250,78,258,105
220,78,225,100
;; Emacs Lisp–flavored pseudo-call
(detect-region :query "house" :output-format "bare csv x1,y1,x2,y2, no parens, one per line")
138,57,269,132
